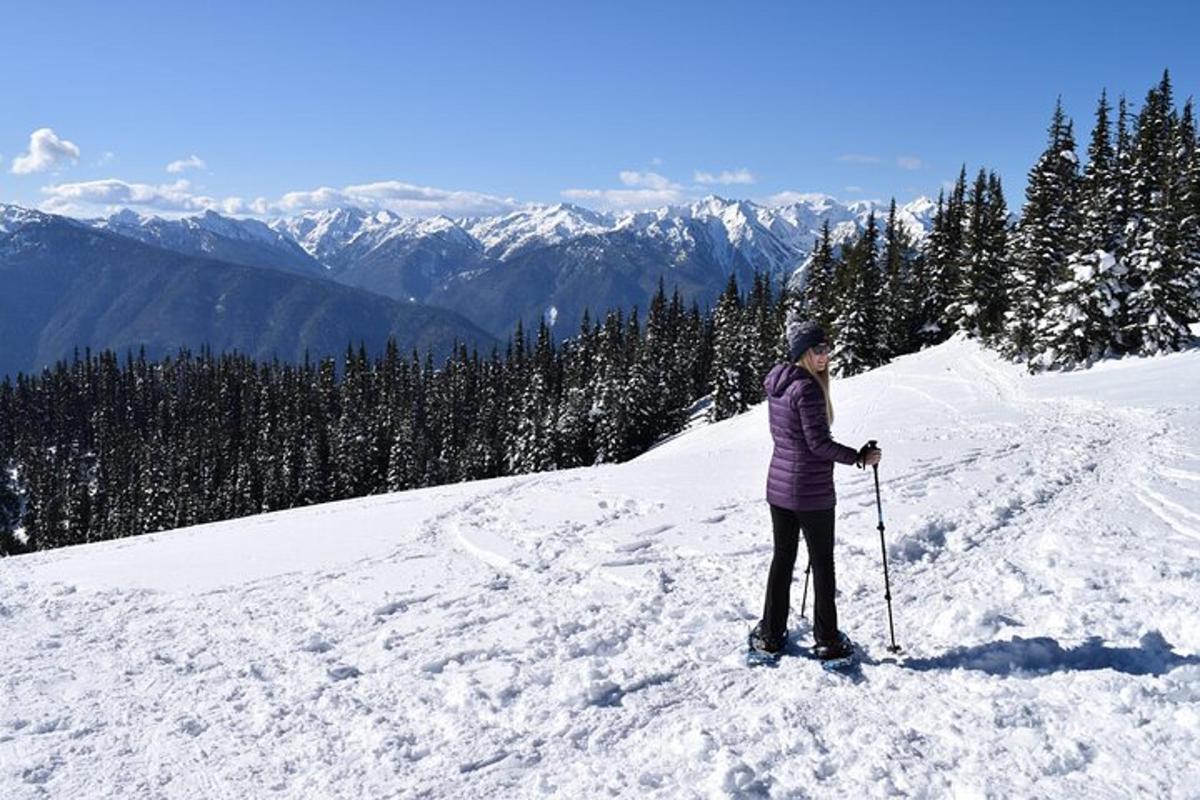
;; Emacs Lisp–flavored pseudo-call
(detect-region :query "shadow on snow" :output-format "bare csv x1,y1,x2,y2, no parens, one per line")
895,631,1199,677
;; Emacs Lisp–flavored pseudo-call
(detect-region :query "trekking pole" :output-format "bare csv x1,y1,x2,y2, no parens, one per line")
799,562,811,618
868,439,902,653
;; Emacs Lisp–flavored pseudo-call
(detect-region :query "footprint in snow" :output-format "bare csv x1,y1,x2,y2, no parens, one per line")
178,717,207,737
327,665,361,681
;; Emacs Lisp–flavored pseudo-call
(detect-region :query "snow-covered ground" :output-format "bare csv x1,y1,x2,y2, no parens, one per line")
2,334,1199,798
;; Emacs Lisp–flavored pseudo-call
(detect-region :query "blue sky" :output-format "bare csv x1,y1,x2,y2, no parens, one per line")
3,0,1198,218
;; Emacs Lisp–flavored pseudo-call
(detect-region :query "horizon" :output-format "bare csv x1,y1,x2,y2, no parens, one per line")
0,190,938,224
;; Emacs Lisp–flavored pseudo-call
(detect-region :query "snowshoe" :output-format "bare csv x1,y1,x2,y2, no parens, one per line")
812,631,857,672
746,622,786,667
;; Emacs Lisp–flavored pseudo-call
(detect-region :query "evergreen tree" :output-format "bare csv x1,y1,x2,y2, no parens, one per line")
749,272,779,392
557,311,598,468
831,213,884,375
708,275,754,421
1172,98,1200,320
593,309,631,462
1005,98,1082,365
513,321,557,473
1038,90,1129,367
1124,71,1195,354
955,170,1011,340
940,166,970,333
913,191,951,346
881,198,919,358
802,221,838,332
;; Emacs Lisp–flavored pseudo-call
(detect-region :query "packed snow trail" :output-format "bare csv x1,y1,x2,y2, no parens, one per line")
2,334,1199,798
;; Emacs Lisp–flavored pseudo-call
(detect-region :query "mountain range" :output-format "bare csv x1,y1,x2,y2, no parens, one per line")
0,194,934,378
0,207,496,380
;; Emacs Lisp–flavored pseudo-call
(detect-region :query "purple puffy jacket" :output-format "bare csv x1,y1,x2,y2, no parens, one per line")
764,363,859,511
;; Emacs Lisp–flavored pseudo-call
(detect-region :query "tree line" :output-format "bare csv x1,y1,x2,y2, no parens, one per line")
0,281,755,554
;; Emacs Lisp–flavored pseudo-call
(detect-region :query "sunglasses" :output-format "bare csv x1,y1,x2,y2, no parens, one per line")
811,343,831,356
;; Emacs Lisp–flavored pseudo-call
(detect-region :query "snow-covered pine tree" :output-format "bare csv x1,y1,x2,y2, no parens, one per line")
300,356,334,502
748,272,779,404
913,191,950,347
831,213,884,376
415,350,437,487
512,320,556,473
802,220,837,333
623,308,660,456
940,167,970,333
1124,71,1195,355
0,380,24,554
1005,98,1081,367
257,367,285,512
981,173,1012,343
708,274,754,421
501,321,528,474
1037,90,1129,368
332,344,366,495
635,280,689,449
773,280,795,363
439,345,475,481
555,310,597,468
385,355,414,492
1172,98,1200,322
593,309,631,463
668,289,697,429
138,429,175,532
466,346,504,479
954,169,990,337
881,197,919,358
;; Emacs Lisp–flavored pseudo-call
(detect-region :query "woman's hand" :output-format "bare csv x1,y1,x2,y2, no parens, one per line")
856,443,882,468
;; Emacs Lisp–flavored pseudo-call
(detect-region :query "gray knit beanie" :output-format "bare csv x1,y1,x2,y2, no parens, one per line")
785,315,828,362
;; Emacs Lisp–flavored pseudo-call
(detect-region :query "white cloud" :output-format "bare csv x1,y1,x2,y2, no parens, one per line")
650,156,663,166
561,187,684,210
756,191,838,208
276,180,523,217
837,154,880,164
11,128,80,174
693,168,756,186
39,177,240,216
37,176,524,219
897,155,926,170
96,151,116,166
844,185,863,192
166,154,207,173
563,170,686,211
618,170,675,190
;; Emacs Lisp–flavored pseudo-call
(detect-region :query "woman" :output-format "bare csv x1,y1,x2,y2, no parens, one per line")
750,317,881,661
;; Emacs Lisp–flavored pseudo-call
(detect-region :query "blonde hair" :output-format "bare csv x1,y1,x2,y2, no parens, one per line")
795,350,834,424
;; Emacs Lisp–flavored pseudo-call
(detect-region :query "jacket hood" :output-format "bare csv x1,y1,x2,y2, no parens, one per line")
764,362,808,398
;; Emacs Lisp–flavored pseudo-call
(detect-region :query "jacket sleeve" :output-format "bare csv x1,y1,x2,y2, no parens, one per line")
793,379,859,466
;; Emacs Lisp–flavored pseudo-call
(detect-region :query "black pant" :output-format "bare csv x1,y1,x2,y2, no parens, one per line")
762,504,838,644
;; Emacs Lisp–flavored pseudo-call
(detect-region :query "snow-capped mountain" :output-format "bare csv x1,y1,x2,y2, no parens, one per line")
56,193,935,340
460,202,614,260
0,209,497,379
269,194,932,278
0,204,69,236
90,209,325,278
